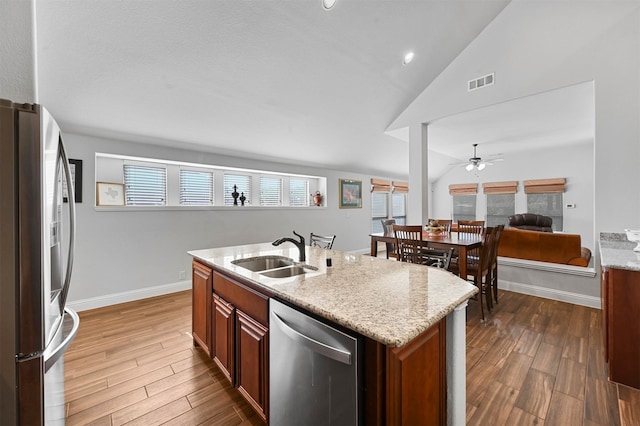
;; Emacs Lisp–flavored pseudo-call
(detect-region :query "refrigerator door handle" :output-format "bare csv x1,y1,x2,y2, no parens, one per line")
57,137,76,312
44,308,79,372
271,311,352,365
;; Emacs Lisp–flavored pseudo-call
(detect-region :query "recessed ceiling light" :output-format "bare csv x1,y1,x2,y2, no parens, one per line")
322,0,337,10
402,51,415,66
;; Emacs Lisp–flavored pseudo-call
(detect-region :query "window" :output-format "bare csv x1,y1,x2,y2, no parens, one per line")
524,178,565,231
527,193,563,231
452,195,476,222
180,169,213,206
123,165,167,206
290,178,309,207
96,153,325,209
486,193,515,227
224,174,251,206
391,193,406,225
371,192,388,233
259,176,282,206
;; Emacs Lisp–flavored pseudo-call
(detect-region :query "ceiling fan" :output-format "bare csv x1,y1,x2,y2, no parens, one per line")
448,143,503,171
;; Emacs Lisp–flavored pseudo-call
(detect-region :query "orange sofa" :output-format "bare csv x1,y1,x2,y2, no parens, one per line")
497,228,592,267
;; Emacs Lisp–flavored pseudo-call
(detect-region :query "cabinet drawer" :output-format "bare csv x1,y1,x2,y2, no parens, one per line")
213,272,269,326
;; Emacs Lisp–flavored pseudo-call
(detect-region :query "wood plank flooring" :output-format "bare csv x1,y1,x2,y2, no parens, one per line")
64,289,640,425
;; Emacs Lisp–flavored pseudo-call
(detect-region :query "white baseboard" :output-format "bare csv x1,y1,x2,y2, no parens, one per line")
67,280,192,312
500,279,601,309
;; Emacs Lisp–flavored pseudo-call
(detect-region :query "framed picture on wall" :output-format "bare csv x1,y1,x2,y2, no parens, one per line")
339,179,362,208
96,182,125,206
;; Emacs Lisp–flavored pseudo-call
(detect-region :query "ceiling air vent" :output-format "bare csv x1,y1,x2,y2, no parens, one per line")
468,73,495,92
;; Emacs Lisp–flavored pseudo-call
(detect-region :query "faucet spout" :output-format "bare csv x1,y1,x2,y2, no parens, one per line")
272,231,306,262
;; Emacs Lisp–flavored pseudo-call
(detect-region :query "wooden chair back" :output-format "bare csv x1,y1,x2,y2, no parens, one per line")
458,220,484,238
393,225,425,264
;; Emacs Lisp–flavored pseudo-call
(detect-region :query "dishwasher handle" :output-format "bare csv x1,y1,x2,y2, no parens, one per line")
271,311,352,365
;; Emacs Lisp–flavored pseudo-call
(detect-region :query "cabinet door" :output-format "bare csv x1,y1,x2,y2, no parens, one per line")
192,260,212,357
236,310,269,422
213,294,235,385
386,319,446,426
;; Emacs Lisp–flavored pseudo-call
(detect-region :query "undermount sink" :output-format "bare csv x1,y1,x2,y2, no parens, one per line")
231,255,294,272
260,266,309,278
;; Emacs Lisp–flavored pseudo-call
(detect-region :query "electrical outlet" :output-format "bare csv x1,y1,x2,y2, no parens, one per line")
566,203,576,209
179,270,186,280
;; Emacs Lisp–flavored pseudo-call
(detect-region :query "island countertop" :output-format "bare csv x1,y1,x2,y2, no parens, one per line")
189,242,478,347
599,232,640,272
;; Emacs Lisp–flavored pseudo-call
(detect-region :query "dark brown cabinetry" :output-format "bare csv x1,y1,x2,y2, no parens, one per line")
212,294,235,384
236,310,269,418
601,266,640,389
192,260,212,357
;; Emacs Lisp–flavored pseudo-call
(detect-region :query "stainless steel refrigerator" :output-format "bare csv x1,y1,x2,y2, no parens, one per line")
0,99,80,425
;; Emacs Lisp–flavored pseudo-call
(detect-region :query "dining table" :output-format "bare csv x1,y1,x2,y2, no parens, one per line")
369,231,483,279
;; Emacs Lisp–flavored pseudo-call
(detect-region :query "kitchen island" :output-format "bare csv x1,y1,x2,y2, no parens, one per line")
189,242,478,425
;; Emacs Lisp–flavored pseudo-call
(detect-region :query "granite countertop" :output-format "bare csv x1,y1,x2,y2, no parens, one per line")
599,232,640,272
189,242,478,347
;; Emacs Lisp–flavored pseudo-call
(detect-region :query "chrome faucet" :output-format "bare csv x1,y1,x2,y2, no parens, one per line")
273,230,306,262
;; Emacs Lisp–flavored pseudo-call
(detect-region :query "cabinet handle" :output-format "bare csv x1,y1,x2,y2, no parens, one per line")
271,312,351,365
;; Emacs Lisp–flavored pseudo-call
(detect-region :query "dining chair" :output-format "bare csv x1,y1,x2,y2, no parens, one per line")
309,233,336,249
381,219,398,259
450,226,496,320
422,247,456,270
393,225,425,264
427,219,452,234
489,224,505,304
457,220,485,236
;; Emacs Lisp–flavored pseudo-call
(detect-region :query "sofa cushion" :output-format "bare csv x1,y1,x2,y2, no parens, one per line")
498,228,591,267
508,213,553,232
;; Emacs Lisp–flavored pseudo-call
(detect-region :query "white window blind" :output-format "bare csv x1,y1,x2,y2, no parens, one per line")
290,178,309,207
180,170,213,206
259,176,282,206
371,192,389,233
224,174,251,205
391,193,407,225
123,165,166,206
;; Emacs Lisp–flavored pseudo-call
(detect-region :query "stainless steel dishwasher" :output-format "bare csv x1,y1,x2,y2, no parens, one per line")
269,298,361,425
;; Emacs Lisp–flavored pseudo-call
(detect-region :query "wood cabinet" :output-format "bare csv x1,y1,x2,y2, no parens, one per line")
236,310,269,418
601,266,640,389
212,294,235,384
211,269,270,421
364,319,446,426
192,260,212,357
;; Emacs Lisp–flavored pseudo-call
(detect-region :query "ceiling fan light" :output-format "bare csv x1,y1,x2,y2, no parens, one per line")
465,163,474,171
478,163,486,171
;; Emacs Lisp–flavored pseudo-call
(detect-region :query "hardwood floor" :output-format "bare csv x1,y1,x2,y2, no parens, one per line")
63,291,263,425
466,290,640,426
64,289,640,425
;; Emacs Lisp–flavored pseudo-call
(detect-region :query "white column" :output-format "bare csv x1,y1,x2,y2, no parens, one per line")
446,301,468,426
0,0,38,103
407,122,428,225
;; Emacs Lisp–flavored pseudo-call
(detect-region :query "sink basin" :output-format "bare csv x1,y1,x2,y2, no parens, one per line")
232,255,294,272
260,266,308,278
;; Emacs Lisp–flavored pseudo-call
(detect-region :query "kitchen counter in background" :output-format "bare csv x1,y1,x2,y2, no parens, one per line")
599,232,640,271
189,242,477,347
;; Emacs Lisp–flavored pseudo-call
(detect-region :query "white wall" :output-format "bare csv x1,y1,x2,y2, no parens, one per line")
431,141,595,250
63,132,400,308
391,1,640,305
0,0,37,102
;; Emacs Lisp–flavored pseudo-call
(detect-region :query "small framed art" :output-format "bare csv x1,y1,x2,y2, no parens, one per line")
339,179,362,209
96,182,125,206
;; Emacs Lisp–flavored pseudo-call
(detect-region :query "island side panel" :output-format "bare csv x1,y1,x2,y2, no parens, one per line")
385,319,446,426
192,260,213,357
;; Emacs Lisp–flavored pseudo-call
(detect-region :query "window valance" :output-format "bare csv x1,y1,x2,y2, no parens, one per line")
523,178,566,194
370,178,391,193
483,181,518,194
449,183,478,195
392,181,409,193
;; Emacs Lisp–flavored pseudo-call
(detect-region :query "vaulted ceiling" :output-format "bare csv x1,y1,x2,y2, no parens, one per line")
35,0,511,178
